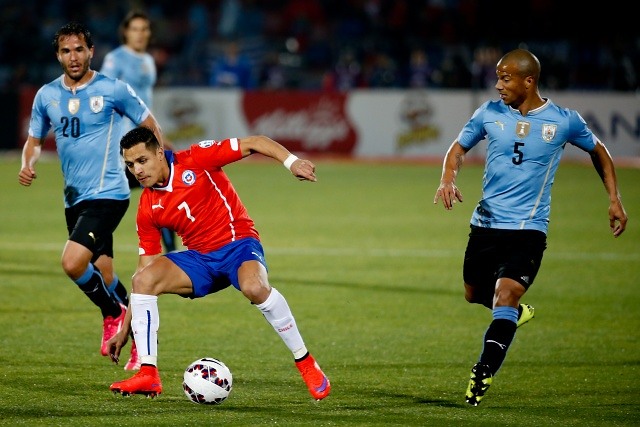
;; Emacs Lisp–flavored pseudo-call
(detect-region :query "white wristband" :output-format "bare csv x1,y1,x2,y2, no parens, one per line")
283,154,298,171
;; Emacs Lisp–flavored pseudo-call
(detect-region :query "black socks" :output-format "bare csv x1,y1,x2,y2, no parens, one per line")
479,319,517,375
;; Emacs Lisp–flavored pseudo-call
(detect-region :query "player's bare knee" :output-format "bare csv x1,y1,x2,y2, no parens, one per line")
130,269,156,294
240,281,270,305
61,258,87,280
494,282,525,306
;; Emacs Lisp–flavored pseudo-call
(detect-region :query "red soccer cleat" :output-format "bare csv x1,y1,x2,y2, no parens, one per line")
124,340,141,371
101,303,126,356
110,365,163,398
295,353,331,400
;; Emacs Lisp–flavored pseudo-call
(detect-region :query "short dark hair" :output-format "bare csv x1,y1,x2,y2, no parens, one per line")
119,10,151,44
53,22,94,53
120,126,160,154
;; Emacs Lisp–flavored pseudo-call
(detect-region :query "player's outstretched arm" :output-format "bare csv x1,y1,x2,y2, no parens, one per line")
434,141,466,210
239,135,317,182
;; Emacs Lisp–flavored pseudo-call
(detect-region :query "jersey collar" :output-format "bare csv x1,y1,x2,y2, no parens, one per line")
152,150,174,192
60,70,97,93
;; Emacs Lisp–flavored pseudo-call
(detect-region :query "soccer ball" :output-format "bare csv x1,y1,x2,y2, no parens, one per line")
183,357,233,404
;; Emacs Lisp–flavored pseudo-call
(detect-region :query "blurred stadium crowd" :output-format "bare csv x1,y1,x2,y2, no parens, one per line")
1,0,638,92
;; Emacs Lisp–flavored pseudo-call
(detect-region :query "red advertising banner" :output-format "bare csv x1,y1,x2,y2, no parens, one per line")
242,91,357,155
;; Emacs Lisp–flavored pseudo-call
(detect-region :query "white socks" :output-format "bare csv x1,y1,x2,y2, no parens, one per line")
256,288,307,359
130,293,159,366
129,288,307,366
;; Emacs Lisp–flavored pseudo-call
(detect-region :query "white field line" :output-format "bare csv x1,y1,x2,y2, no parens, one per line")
0,241,638,261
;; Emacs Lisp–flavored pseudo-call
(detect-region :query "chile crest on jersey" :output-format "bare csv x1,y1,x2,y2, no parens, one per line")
182,170,196,185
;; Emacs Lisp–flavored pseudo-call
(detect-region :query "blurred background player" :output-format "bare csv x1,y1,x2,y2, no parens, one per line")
100,10,177,253
18,22,164,372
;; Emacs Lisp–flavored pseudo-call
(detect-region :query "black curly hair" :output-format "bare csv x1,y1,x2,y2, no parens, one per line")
53,22,94,53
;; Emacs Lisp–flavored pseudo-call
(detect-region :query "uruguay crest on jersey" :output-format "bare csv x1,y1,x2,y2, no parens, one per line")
90,96,104,113
542,124,557,142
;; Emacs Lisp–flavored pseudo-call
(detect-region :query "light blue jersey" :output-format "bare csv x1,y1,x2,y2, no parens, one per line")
100,46,155,106
100,45,156,132
28,71,150,207
457,98,597,233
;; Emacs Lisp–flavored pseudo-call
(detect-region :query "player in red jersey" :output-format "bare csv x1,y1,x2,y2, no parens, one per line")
107,126,330,400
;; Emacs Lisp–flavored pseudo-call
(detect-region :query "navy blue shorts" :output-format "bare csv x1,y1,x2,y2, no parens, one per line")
165,238,268,298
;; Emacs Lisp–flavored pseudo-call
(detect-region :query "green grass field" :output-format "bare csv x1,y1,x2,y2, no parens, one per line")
0,154,638,426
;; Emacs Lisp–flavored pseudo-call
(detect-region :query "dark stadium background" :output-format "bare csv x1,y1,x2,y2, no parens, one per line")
1,0,637,148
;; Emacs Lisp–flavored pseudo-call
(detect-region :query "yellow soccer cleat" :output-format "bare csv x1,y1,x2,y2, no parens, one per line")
517,304,535,328
465,363,493,406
